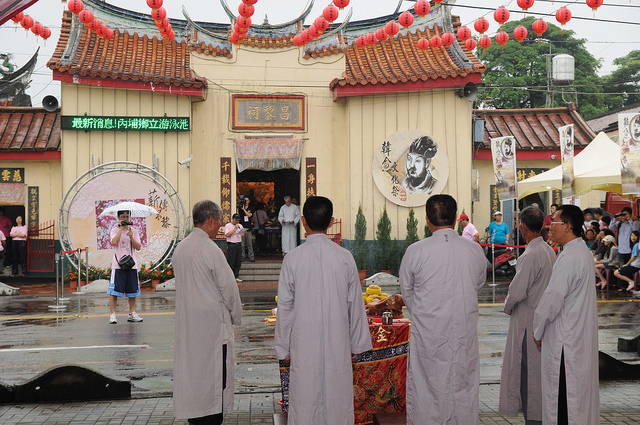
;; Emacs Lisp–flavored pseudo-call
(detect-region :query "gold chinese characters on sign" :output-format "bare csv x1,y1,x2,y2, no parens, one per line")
305,158,316,199
28,186,38,233
0,168,24,183
221,158,232,224
232,95,305,130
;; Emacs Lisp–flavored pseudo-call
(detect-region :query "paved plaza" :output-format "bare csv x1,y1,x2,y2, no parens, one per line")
0,282,639,424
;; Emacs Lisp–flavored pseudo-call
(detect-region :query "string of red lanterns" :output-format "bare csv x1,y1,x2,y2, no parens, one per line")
146,0,174,41
10,12,52,42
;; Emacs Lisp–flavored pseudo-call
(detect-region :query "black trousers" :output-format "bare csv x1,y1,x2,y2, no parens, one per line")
226,242,242,278
188,344,227,425
558,350,568,425
11,239,27,276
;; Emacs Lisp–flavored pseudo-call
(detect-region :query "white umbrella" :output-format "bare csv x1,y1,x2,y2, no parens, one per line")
99,201,159,219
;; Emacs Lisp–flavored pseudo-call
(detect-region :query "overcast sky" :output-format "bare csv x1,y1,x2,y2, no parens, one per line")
1,0,638,107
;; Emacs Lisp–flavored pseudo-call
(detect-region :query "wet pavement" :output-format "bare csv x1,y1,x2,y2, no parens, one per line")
0,279,639,423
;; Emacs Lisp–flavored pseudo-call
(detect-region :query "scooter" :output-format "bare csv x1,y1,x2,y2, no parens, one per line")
486,247,517,278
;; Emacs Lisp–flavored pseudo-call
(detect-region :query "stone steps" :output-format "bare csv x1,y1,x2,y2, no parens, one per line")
238,261,282,282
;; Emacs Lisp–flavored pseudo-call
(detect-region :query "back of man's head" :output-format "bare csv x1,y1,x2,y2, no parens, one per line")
302,196,333,231
193,200,222,226
558,204,584,238
519,206,544,233
426,194,456,227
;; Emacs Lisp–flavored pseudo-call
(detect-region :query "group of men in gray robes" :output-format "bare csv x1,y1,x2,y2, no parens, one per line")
278,195,300,255
500,204,599,425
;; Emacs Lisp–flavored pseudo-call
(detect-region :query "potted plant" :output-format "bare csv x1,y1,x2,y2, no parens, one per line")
351,205,368,282
374,206,393,273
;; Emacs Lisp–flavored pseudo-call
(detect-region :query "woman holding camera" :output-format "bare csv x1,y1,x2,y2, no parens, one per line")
107,210,143,324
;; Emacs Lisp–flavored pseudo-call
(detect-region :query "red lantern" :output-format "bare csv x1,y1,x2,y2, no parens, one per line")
11,12,24,23
385,21,400,37
158,17,170,29
238,4,254,18
333,0,349,9
513,25,527,43
375,28,388,41
479,35,491,50
430,35,442,48
399,11,414,28
414,0,430,16
457,26,471,41
79,9,93,25
586,0,603,17
67,0,84,14
441,32,455,46
314,16,329,33
242,0,258,5
308,25,320,38
555,7,571,35
31,22,43,36
151,7,166,21
365,32,376,45
474,17,489,35
465,38,477,50
356,35,366,47
237,16,251,29
494,6,510,27
41,27,52,40
417,38,429,50
168,29,175,40
517,0,535,13
292,34,303,47
323,5,339,22
20,15,34,30
532,18,547,42
90,17,101,31
496,31,509,51
302,29,313,42
230,32,240,44
146,0,162,9
97,24,107,38
105,28,114,39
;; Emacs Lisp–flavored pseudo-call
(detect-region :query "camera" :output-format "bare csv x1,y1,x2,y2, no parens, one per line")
238,195,245,204
119,220,133,227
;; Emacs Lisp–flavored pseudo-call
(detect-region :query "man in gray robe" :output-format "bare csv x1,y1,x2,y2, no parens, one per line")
533,204,599,425
278,195,300,255
399,194,486,424
274,196,372,425
172,200,243,425
499,206,556,425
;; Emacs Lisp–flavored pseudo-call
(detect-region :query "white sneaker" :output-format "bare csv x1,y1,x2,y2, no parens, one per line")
109,313,117,324
633,290,640,299
236,278,243,284
127,312,143,322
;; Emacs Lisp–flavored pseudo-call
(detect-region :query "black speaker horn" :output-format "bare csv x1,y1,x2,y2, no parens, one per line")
42,95,59,112
456,82,478,102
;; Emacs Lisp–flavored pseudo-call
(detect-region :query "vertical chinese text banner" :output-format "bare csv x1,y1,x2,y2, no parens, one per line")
306,158,316,200
221,158,232,225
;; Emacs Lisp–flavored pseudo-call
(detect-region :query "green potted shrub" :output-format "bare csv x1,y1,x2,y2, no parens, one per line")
374,206,393,273
351,205,369,282
402,208,420,259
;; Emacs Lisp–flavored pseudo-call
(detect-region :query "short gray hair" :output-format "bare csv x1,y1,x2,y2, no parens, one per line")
192,200,222,226
519,206,544,233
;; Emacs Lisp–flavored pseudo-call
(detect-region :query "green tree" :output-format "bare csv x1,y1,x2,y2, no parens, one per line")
351,205,368,270
403,208,420,254
601,50,640,110
477,17,606,118
375,206,393,271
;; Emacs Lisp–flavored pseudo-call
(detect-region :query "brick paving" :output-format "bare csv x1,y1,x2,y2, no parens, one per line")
1,382,640,424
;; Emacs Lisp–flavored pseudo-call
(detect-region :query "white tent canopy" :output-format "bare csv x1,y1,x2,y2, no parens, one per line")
517,132,622,199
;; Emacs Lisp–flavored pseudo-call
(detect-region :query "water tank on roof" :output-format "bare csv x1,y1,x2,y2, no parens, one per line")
552,54,574,86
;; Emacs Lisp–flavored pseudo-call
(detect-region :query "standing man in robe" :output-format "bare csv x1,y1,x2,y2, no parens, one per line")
499,206,556,425
173,200,242,425
274,196,371,425
278,195,300,256
399,194,486,424
533,204,599,425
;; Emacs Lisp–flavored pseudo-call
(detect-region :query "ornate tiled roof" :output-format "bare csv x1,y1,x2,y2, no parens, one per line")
0,107,61,151
47,11,207,92
475,103,596,150
329,24,485,90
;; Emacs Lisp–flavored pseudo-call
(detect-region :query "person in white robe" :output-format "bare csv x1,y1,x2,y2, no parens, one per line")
399,194,486,425
278,195,300,255
172,200,243,425
533,204,599,425
499,206,556,425
274,196,372,425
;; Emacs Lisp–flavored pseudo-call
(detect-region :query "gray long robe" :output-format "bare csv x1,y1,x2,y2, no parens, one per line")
278,203,300,254
274,233,372,425
399,228,486,425
499,236,556,420
533,237,600,425
172,227,243,420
